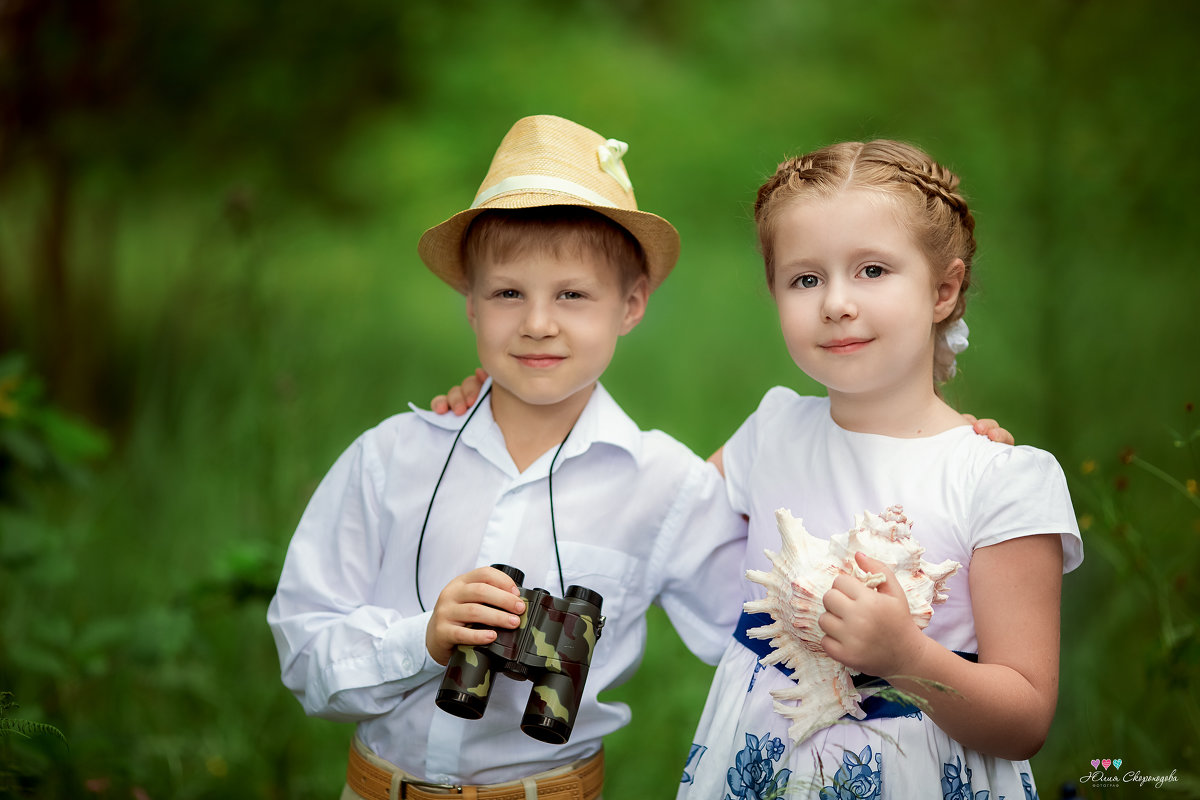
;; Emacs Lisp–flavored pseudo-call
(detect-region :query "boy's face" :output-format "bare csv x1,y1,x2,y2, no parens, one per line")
466,248,647,421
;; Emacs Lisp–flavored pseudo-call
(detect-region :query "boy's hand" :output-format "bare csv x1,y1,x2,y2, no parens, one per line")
426,566,526,665
963,414,1015,446
432,368,488,416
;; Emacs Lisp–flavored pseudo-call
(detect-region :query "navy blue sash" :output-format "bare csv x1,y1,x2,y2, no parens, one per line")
734,611,978,720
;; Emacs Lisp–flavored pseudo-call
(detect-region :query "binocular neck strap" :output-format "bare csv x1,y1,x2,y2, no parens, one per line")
414,386,576,611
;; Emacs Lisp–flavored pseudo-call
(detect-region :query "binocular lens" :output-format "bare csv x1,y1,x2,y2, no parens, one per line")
435,687,487,719
520,713,572,745
436,643,495,719
519,671,580,744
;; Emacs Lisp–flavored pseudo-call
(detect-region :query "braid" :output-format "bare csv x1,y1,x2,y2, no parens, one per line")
892,161,976,240
755,143,863,283
754,155,824,219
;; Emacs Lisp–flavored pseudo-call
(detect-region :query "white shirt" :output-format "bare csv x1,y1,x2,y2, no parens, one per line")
267,381,747,784
724,388,1083,653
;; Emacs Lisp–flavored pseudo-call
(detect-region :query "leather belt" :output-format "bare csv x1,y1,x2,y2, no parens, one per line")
346,740,604,800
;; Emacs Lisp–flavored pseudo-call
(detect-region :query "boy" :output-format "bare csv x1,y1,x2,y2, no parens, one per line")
267,115,748,799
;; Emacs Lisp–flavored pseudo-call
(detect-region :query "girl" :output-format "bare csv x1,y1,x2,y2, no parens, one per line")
677,140,1082,799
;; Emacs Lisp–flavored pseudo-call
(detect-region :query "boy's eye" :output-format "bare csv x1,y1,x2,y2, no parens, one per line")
793,274,820,289
498,289,521,299
861,265,885,279
559,291,584,300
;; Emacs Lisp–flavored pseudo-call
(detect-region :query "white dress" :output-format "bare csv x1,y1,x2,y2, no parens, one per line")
678,389,1083,800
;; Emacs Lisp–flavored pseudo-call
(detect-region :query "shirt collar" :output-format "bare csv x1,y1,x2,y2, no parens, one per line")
407,378,643,474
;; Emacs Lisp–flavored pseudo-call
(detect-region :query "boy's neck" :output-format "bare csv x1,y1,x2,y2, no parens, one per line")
828,383,966,438
488,383,596,473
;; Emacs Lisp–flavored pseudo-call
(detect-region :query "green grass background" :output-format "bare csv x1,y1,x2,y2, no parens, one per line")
2,2,1199,798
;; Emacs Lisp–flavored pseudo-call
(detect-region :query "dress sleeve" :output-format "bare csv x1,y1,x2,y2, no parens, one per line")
266,425,443,721
969,445,1084,573
651,455,749,664
722,388,790,517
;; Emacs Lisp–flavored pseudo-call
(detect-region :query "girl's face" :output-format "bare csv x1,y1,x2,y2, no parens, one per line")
770,188,960,404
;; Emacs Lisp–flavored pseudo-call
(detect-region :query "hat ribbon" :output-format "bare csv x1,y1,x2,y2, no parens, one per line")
471,174,618,210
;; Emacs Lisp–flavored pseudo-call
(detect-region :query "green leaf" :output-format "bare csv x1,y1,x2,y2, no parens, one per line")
0,716,67,745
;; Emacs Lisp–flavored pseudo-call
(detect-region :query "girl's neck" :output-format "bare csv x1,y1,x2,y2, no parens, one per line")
827,382,967,438
489,384,594,472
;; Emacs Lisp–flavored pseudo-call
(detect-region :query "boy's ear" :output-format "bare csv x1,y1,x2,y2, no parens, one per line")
620,276,650,335
465,293,477,330
933,258,965,322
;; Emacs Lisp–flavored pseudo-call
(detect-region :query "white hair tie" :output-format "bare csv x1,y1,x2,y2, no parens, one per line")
942,318,969,378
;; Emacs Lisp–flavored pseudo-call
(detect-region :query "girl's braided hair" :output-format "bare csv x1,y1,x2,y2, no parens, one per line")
754,140,977,384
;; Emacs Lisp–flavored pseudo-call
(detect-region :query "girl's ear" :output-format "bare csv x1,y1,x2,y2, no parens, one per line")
933,258,966,323
620,275,650,335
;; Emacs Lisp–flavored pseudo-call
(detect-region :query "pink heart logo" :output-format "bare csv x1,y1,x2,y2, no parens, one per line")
1114,758,1123,769
1091,759,1101,769
1102,759,1112,769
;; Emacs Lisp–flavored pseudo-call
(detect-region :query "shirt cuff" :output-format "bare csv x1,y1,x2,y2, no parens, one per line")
378,610,443,684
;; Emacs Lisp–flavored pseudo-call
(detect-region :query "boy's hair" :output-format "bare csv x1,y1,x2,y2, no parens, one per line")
754,139,977,383
463,206,648,292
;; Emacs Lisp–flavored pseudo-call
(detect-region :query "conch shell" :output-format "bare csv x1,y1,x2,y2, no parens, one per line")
743,505,959,744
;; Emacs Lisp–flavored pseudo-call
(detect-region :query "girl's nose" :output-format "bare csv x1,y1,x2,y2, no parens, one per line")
822,281,857,322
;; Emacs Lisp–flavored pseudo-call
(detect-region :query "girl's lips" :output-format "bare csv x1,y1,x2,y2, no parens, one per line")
821,338,872,354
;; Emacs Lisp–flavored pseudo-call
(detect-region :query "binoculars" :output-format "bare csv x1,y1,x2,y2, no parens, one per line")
435,564,605,744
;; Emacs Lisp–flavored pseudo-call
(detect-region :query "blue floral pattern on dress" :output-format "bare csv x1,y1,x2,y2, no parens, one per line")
941,754,989,800
748,661,766,694
681,743,707,785
1021,771,1038,800
724,731,791,799
819,745,882,800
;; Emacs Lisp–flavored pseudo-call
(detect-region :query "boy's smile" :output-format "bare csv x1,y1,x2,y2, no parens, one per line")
466,249,647,441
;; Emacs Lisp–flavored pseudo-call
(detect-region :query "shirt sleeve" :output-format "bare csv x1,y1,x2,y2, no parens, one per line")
266,427,444,721
969,444,1084,573
651,456,749,665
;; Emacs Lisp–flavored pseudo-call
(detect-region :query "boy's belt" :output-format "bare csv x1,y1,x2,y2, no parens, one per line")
346,741,604,800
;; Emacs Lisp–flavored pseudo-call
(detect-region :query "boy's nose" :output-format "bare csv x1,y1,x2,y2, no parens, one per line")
519,301,559,338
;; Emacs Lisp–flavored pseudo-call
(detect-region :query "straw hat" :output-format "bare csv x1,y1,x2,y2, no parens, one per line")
417,115,681,294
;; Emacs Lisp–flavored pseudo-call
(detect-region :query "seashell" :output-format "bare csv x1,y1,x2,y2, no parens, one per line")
743,505,959,744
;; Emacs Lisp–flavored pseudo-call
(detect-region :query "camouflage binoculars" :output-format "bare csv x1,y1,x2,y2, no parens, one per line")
435,564,605,744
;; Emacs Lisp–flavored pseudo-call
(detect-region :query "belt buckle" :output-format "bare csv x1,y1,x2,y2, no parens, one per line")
399,776,463,797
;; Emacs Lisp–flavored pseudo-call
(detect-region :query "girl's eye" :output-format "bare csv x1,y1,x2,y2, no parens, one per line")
559,291,584,300
498,289,521,299
861,265,885,279
793,274,820,289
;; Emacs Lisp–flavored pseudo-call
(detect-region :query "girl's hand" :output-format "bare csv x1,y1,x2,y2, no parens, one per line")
819,552,928,678
425,566,525,665
431,368,488,416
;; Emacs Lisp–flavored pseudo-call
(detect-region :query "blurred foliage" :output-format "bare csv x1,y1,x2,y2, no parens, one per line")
1050,406,1200,795
0,0,409,419
0,0,1197,797
0,354,108,506
0,691,68,797
0,356,100,796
